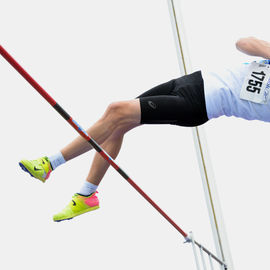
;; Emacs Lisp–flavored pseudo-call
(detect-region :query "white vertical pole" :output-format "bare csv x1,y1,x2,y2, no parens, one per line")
190,232,202,270
208,255,215,270
199,246,207,270
167,1,234,269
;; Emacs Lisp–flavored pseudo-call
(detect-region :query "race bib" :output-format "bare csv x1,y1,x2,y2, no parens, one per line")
240,61,270,104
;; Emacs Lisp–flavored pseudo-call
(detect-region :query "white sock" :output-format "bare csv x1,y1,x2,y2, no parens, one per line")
48,152,66,170
79,181,98,196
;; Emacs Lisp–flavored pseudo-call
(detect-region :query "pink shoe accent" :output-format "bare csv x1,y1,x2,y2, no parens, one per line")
84,192,99,207
45,168,52,180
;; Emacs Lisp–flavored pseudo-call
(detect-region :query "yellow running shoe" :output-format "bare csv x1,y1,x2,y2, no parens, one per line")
19,156,52,183
53,192,100,222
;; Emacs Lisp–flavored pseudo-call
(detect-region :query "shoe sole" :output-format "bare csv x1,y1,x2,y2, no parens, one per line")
19,162,45,183
19,162,34,177
53,206,100,222
54,217,73,222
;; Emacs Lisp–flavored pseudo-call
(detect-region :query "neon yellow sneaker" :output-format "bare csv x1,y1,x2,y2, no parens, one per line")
19,156,53,183
53,192,100,222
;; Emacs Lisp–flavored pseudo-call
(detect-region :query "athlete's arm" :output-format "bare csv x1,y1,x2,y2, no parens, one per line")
236,37,270,59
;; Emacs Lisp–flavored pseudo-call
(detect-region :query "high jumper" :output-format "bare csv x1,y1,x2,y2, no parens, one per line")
3,37,270,222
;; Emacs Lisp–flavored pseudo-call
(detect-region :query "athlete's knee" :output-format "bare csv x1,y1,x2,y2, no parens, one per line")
103,100,140,129
104,102,127,122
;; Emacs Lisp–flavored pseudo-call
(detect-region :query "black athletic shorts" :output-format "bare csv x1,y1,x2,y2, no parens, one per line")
137,71,208,127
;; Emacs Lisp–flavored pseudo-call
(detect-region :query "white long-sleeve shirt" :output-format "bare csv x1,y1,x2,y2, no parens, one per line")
202,60,270,122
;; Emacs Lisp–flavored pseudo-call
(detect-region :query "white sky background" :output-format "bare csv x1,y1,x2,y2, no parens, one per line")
0,0,269,270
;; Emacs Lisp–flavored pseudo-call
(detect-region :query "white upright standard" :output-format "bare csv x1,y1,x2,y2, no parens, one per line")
167,1,234,269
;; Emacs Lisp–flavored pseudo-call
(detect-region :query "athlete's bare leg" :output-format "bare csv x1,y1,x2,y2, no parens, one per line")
85,119,140,186
61,99,141,165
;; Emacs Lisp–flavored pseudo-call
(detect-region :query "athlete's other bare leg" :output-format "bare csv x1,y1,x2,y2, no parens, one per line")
85,121,139,186
52,100,141,221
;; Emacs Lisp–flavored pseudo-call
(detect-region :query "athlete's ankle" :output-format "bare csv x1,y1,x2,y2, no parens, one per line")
79,181,98,196
48,152,66,170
